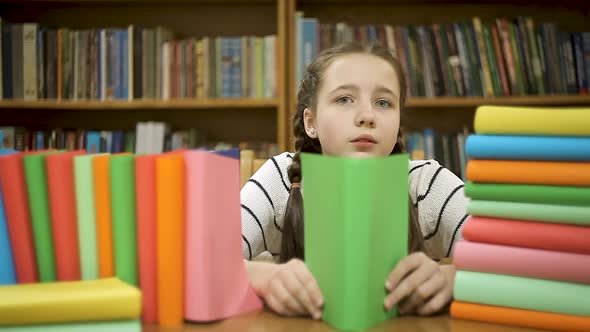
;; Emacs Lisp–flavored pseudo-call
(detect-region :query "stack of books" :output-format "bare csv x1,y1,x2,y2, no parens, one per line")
451,105,590,331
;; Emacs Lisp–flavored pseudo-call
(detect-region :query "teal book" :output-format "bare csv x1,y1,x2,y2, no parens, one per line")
455,271,590,316
74,154,103,280
23,151,60,282
302,153,409,331
109,155,137,286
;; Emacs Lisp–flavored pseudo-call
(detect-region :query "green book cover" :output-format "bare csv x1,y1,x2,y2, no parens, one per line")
109,155,137,286
23,151,61,282
481,22,502,97
509,23,527,95
455,271,590,316
74,154,102,280
302,153,409,331
465,182,590,206
0,320,141,332
468,200,590,226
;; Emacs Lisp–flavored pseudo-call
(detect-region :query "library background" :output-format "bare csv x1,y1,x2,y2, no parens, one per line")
1,0,589,182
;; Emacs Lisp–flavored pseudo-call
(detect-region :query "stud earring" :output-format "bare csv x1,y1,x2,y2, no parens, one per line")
308,128,316,137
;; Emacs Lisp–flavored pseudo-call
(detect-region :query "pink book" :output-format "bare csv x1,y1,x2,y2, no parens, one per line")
184,151,262,322
454,241,590,285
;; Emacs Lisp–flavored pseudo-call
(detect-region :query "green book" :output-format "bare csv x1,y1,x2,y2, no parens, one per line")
74,155,102,280
455,271,590,316
23,151,60,282
0,320,140,332
465,182,590,207
468,200,590,226
302,153,409,331
109,155,137,286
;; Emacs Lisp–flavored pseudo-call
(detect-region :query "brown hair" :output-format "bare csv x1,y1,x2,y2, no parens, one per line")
280,42,425,263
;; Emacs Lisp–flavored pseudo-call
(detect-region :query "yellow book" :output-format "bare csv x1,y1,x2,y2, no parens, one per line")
474,106,590,136
0,278,141,325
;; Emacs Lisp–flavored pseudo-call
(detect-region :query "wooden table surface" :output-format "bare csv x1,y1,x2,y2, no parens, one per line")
143,310,544,332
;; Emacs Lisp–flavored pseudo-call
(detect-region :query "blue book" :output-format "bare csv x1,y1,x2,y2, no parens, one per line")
0,148,16,285
466,135,590,161
573,33,587,93
213,148,240,160
301,18,318,75
86,131,101,153
221,38,232,98
120,30,128,100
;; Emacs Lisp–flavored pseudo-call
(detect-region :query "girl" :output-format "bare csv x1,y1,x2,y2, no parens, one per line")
241,43,469,320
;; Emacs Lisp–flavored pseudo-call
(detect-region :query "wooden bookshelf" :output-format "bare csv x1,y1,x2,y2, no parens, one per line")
286,0,590,148
0,99,279,110
0,0,288,150
406,95,590,108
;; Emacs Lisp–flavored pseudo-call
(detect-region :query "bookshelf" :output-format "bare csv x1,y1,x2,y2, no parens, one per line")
0,0,288,151
286,0,590,148
1,0,590,154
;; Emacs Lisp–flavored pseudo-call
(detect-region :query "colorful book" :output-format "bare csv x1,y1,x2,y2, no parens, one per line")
451,301,590,332
463,217,590,255
468,200,590,226
474,106,590,136
74,154,102,280
454,270,590,316
92,155,114,278
465,135,590,161
109,154,137,286
184,151,262,322
155,152,184,325
466,160,590,187
302,153,409,331
134,155,157,323
0,320,141,332
0,277,140,325
454,241,590,284
0,152,39,283
464,182,590,206
46,150,86,281
0,178,16,285
23,151,59,282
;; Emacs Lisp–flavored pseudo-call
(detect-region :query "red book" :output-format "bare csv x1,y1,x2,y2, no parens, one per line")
462,216,590,255
46,150,86,281
0,152,39,283
135,155,158,323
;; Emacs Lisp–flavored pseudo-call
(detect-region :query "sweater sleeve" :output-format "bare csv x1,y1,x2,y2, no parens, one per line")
409,160,471,259
240,152,293,260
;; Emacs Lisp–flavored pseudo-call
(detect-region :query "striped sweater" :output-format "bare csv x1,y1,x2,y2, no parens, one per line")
241,152,470,261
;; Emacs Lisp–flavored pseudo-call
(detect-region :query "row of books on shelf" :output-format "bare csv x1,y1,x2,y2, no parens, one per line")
0,123,279,162
296,14,590,97
404,128,469,181
0,19,277,101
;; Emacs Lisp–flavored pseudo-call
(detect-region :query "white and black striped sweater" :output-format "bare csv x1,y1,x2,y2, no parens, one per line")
241,152,470,261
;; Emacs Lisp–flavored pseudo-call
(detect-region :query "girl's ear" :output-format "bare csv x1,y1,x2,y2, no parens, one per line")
303,108,318,139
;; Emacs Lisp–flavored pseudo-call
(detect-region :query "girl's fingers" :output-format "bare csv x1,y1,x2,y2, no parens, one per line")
416,286,452,316
290,261,324,319
283,262,319,318
398,272,445,315
268,277,307,316
265,293,291,317
384,256,438,310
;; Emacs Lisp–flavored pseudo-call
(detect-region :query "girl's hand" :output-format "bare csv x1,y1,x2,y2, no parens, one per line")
383,252,455,316
260,259,324,319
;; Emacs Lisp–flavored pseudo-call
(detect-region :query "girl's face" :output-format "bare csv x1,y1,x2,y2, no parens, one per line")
303,53,401,158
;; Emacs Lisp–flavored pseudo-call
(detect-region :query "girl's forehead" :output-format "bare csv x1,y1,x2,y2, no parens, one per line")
319,54,400,93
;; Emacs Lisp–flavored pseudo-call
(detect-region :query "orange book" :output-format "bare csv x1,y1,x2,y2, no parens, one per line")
0,152,39,283
135,155,158,323
451,301,590,332
46,150,86,281
467,160,590,186
93,155,114,278
156,152,185,326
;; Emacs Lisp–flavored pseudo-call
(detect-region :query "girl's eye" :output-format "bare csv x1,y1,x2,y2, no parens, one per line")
336,96,352,104
376,99,392,108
